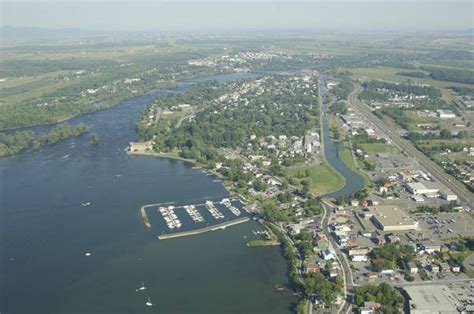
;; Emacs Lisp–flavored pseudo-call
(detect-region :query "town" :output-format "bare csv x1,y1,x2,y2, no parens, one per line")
2,24,473,313
129,53,473,313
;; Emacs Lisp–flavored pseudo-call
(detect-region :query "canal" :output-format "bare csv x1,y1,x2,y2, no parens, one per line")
319,74,366,199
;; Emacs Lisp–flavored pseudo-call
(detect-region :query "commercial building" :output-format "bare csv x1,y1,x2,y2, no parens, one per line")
436,109,456,119
439,190,458,201
366,206,419,231
351,254,368,262
418,242,443,254
404,285,462,314
406,182,439,195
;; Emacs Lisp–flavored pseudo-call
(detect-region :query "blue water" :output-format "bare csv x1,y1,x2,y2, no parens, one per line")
0,72,296,314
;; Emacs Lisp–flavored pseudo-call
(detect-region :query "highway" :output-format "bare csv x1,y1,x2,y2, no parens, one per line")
348,85,473,208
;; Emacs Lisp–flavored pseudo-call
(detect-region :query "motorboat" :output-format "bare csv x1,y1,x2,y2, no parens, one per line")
145,297,153,307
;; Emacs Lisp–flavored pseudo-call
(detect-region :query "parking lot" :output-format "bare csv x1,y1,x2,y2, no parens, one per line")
415,211,474,238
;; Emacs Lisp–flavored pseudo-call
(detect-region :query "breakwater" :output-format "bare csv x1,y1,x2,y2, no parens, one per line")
157,217,250,240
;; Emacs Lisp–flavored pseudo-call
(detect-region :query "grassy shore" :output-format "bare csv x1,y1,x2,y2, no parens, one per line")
246,221,279,247
128,150,197,164
286,163,345,195
338,143,372,190
246,239,279,247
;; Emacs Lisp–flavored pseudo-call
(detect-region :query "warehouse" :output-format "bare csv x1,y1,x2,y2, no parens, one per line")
406,182,439,195
367,206,419,231
439,190,458,201
404,285,463,314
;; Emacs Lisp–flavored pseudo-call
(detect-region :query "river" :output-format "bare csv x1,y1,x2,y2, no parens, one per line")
0,72,296,314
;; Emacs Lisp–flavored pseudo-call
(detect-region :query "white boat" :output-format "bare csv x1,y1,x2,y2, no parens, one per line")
139,282,146,291
84,252,91,256
81,202,91,206
145,296,153,307
220,198,230,204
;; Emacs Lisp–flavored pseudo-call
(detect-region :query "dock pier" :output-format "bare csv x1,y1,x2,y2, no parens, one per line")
157,217,250,240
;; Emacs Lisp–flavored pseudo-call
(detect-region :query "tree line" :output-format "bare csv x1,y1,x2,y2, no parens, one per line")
0,122,88,157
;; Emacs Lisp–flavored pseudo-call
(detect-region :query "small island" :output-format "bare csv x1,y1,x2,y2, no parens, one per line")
90,133,99,145
0,122,89,157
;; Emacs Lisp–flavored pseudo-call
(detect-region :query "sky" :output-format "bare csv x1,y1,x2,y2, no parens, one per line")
2,1,473,32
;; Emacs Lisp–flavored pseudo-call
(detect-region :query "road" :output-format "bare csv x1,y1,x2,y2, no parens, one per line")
393,277,472,288
321,201,354,314
348,85,473,208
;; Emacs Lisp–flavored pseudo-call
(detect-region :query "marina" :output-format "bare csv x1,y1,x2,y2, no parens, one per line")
184,205,205,223
158,206,182,229
221,198,241,216
140,197,250,239
205,200,224,219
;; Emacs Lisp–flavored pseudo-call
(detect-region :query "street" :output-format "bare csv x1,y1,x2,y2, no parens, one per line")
322,201,354,314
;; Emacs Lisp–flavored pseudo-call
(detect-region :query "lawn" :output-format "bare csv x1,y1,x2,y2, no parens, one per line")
286,163,344,195
339,143,372,189
360,143,400,154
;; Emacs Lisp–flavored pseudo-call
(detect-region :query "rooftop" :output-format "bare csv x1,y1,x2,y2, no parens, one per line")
367,206,418,230
404,285,461,313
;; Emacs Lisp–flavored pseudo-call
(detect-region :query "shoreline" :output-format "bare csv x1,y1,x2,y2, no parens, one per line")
127,149,229,182
127,150,198,165
318,79,347,197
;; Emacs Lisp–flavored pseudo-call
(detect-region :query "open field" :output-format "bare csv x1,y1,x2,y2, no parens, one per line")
360,143,400,154
345,66,473,89
286,163,344,195
339,144,372,189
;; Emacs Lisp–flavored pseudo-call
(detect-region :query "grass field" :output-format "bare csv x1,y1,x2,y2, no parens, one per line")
339,143,372,189
286,163,344,195
246,239,278,247
344,66,474,89
360,143,400,154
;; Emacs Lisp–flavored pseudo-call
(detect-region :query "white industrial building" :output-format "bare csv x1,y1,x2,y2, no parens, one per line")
436,109,456,119
367,206,419,231
404,285,462,314
439,190,458,201
406,182,439,195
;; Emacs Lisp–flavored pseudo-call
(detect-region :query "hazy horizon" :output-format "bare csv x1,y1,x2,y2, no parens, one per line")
2,1,473,33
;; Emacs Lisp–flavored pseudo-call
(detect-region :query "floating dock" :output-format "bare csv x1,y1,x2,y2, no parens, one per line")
205,200,224,219
157,217,250,240
184,205,204,223
221,198,241,216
